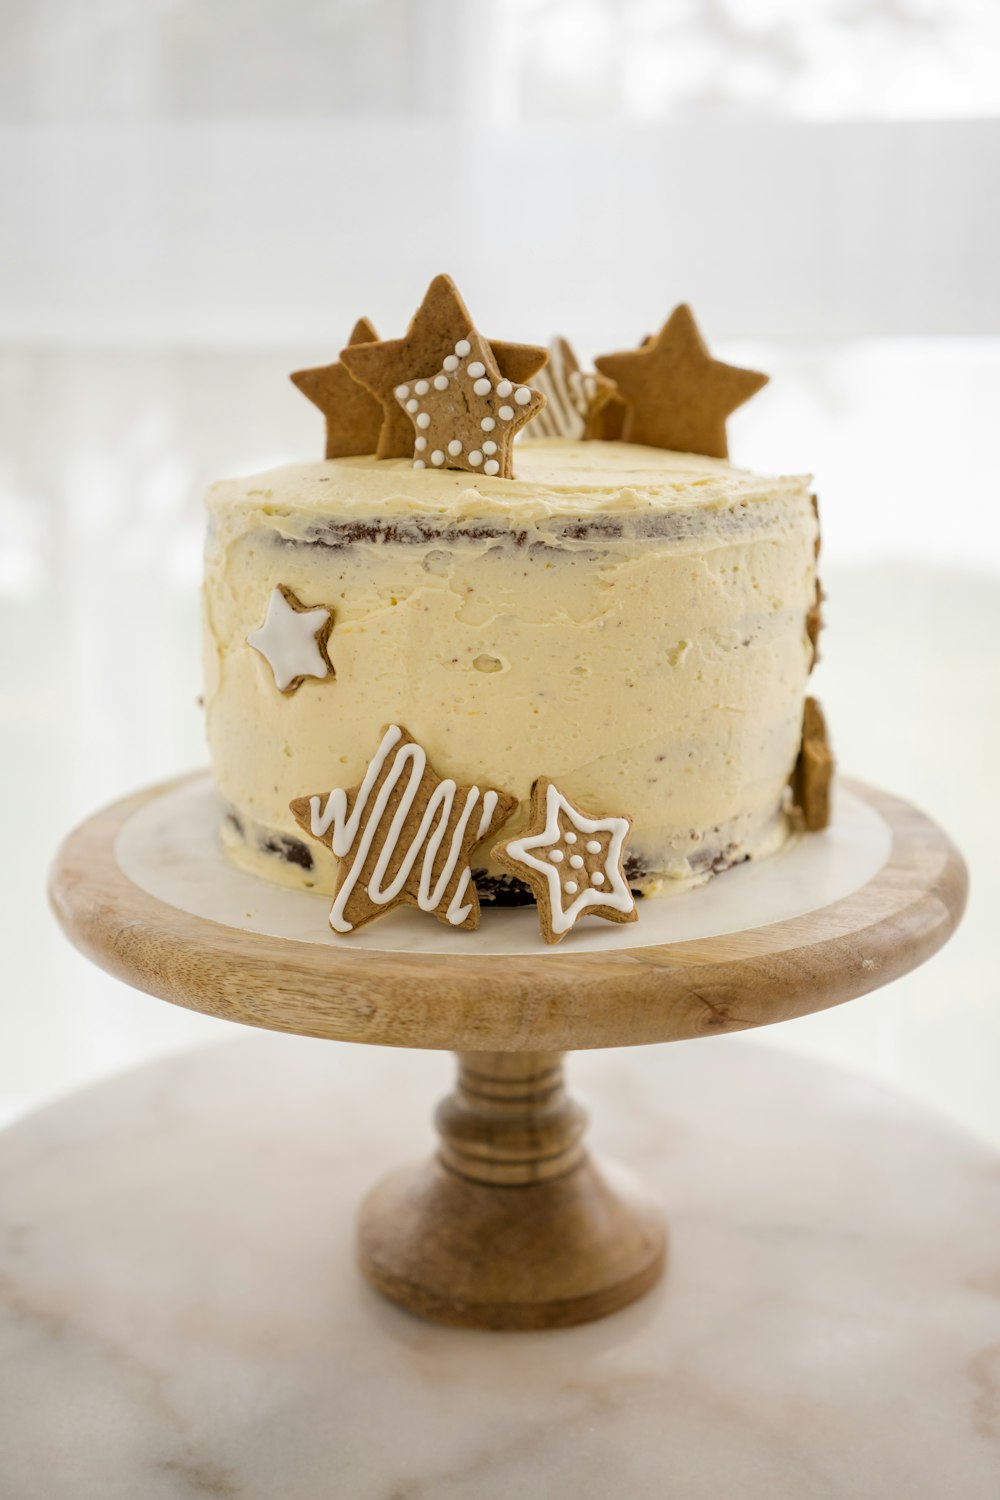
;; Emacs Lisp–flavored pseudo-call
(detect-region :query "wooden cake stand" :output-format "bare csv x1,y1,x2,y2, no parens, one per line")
49,774,966,1331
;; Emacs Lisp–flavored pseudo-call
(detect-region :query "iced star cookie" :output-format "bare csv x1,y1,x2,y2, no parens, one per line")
290,724,516,934
338,273,547,460
491,779,638,943
247,585,334,695
394,329,545,480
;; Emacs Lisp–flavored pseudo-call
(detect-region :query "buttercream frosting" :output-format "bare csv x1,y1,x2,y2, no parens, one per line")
202,439,819,898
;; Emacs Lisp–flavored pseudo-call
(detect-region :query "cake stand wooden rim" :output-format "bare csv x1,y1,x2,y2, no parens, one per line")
48,774,967,1053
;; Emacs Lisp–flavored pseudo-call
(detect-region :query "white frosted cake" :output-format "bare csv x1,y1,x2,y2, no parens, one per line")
202,438,821,903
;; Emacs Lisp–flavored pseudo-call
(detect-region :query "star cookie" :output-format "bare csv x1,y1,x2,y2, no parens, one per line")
395,330,545,480
491,779,637,943
290,317,384,459
789,697,834,832
290,725,517,935
527,336,618,442
585,390,629,441
595,304,768,459
340,274,548,460
247,585,334,695
806,493,824,668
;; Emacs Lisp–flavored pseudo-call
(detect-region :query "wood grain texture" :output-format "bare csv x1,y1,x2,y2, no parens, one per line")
358,1154,667,1330
48,776,968,1055
48,779,966,1330
358,1052,667,1329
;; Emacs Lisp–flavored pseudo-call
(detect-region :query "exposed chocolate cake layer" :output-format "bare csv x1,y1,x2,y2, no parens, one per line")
257,497,791,556
205,447,817,916
222,803,754,903
261,833,314,871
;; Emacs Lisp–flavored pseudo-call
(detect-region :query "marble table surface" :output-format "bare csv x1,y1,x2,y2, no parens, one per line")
1,1034,999,1500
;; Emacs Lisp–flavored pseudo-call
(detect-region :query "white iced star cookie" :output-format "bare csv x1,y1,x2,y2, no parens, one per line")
491,778,638,943
247,585,335,695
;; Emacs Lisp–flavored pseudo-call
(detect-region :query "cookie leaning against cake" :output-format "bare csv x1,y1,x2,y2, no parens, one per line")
201,273,832,944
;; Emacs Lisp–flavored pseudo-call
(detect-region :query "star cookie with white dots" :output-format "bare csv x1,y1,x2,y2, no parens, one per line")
491,778,637,943
394,330,546,480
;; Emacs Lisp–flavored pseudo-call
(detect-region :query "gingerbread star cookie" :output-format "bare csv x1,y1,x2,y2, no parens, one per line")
290,317,384,459
806,494,824,668
595,304,768,459
586,332,653,440
527,337,617,442
585,390,629,441
247,585,334,694
491,778,638,943
806,577,825,668
789,697,834,832
340,274,548,460
290,725,516,934
395,330,545,479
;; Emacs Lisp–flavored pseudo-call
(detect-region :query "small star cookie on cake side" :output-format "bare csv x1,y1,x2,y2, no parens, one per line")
491,778,638,943
789,697,835,832
394,330,546,480
247,585,335,695
290,725,517,935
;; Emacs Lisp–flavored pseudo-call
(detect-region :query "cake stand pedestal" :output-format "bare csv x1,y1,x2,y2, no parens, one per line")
49,775,966,1330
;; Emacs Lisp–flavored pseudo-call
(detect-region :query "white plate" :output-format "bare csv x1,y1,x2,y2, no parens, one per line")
114,776,892,957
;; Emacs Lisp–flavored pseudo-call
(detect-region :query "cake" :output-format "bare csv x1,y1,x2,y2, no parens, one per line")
201,275,831,940
204,440,820,896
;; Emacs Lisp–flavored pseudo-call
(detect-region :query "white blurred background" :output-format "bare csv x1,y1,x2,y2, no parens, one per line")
1,0,998,1139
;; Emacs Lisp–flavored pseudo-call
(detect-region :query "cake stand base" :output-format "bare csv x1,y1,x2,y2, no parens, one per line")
4,1036,999,1500
358,1052,665,1329
49,775,968,1334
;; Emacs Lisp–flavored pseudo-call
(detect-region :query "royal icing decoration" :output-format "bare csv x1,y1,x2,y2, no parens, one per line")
290,725,516,934
339,274,547,460
247,585,334,695
491,779,637,943
395,330,545,480
529,336,617,442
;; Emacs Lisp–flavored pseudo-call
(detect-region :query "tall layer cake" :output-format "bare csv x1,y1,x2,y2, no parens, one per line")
203,438,820,901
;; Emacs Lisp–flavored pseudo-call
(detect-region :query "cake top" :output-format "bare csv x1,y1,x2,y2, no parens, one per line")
289,273,770,478
207,440,811,529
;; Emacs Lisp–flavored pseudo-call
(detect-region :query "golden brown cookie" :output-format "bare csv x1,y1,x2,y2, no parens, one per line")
340,274,548,460
594,304,768,458
290,317,383,459
806,578,825,669
290,724,517,934
806,493,824,668
789,697,835,832
394,330,545,480
247,584,335,695
491,778,638,944
585,390,629,441
527,336,617,441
